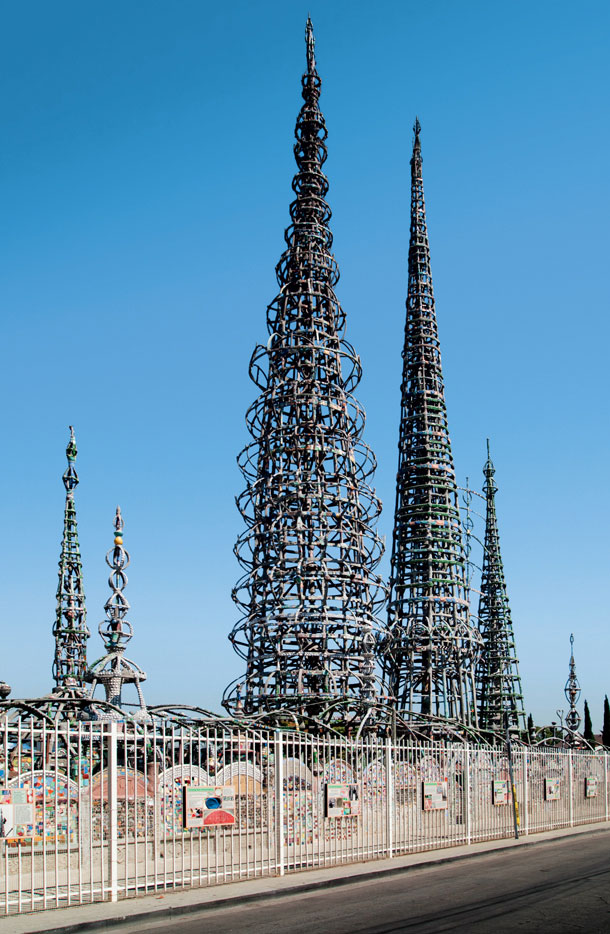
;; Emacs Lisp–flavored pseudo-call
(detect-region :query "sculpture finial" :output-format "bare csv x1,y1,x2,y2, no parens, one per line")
413,117,422,151
102,507,131,651
564,633,581,738
411,117,422,166
63,426,79,493
305,16,316,75
86,507,148,720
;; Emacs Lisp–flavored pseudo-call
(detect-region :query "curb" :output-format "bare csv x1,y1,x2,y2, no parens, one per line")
19,825,610,934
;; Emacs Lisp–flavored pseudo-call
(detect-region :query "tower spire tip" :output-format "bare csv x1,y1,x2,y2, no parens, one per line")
66,425,77,461
412,117,422,159
305,16,316,74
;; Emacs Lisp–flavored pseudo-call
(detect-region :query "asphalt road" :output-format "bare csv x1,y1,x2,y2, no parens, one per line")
117,832,610,934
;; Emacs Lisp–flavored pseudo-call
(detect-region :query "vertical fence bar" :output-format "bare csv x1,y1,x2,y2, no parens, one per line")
522,749,529,836
568,749,574,827
604,752,608,820
274,732,284,877
51,721,58,908
3,721,8,916
465,747,471,846
385,739,393,859
107,723,118,903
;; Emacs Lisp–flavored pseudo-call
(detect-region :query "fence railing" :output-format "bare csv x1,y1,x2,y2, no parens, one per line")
0,720,608,916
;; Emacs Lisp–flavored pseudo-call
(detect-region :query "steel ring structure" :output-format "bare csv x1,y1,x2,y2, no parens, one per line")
223,20,387,727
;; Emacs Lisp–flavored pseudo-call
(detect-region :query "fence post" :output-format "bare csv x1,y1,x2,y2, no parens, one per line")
604,752,608,820
274,731,285,876
465,747,471,846
568,749,574,827
385,738,394,858
505,721,519,840
523,749,529,836
108,722,118,903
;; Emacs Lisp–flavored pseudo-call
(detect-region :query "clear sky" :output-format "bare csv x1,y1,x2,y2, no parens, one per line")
1,0,608,730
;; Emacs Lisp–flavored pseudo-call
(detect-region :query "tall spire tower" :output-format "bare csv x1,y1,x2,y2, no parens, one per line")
383,121,481,727
52,427,90,692
475,442,526,734
224,20,385,725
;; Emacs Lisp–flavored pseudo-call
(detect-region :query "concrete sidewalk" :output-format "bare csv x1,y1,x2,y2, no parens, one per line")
4,823,610,934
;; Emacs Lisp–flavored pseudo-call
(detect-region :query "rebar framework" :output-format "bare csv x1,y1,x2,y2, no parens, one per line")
564,633,581,735
382,121,481,727
223,20,386,725
475,442,526,734
86,507,148,720
52,427,90,691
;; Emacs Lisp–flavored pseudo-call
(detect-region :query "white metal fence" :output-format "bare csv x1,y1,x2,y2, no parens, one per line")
0,720,608,916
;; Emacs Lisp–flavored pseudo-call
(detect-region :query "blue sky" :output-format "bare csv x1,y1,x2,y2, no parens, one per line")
1,0,608,730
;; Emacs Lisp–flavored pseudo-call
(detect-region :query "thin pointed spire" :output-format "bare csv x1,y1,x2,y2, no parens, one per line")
412,117,421,155
475,442,526,734
383,121,482,729
279,17,335,291
305,16,316,75
52,426,90,691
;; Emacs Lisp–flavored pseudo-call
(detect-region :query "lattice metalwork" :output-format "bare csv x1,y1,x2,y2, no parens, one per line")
86,507,148,721
223,20,386,725
52,427,90,691
475,442,526,734
382,120,482,727
564,633,581,735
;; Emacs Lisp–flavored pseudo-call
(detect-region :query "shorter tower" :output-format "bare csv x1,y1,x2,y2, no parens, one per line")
53,427,90,693
475,442,526,735
383,120,481,727
86,508,148,720
564,633,581,737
